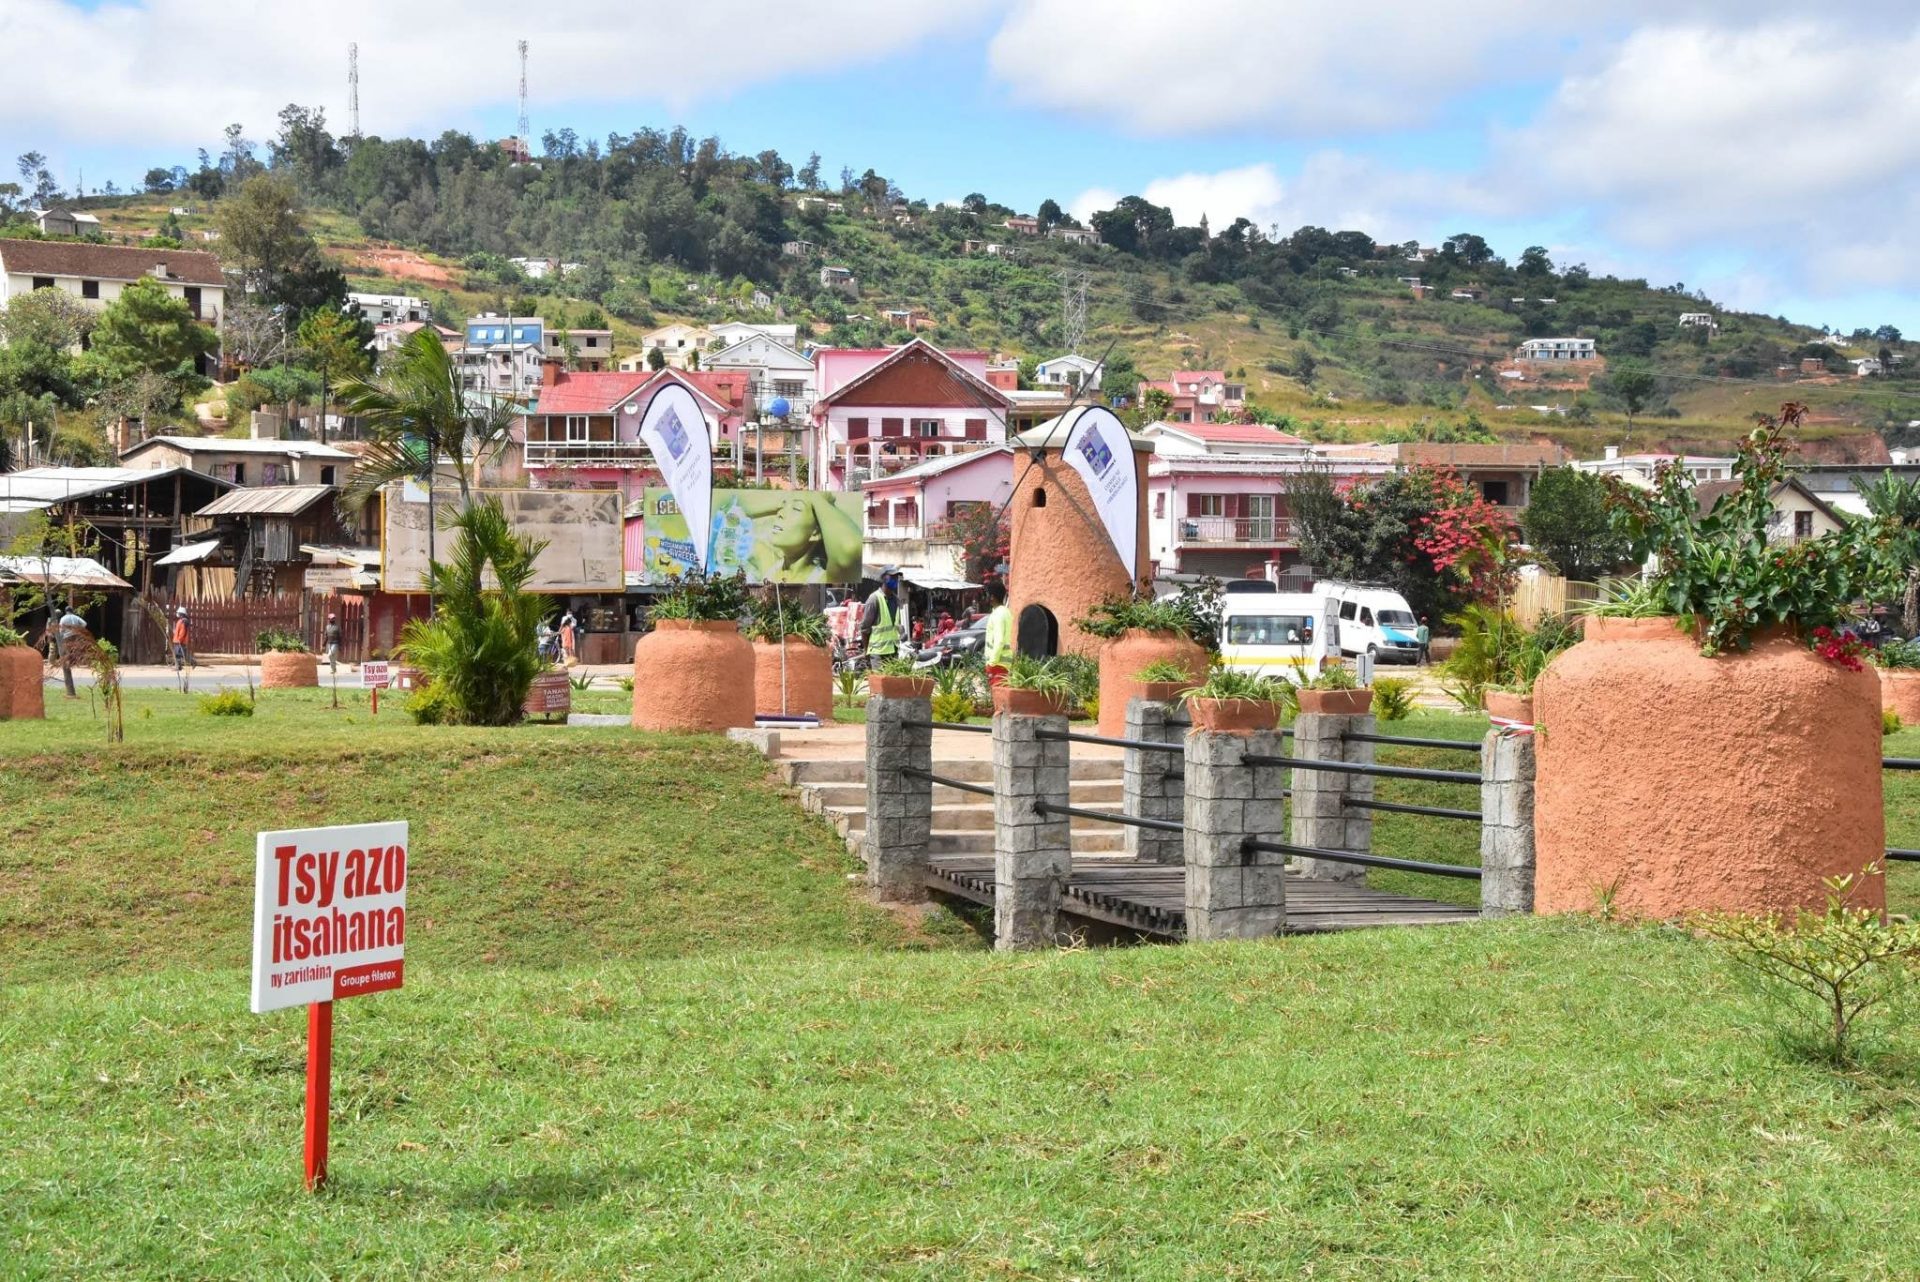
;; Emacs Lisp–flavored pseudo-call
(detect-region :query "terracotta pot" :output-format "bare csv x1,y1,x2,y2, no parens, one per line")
1296,687,1373,716
259,651,319,689
1097,628,1208,738
752,638,835,719
1881,668,1920,725
0,645,45,720
868,674,934,700
393,665,429,690
1534,615,1884,919
631,619,755,732
1137,680,1192,705
992,685,1071,717
1483,689,1534,725
1186,696,1279,733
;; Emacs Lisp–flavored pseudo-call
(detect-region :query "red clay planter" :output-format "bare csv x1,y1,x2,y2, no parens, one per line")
1137,680,1192,705
868,674,933,700
992,686,1071,717
1096,628,1207,738
1534,616,1884,919
1296,688,1373,716
752,639,834,719
260,652,319,689
1483,689,1535,725
0,646,45,719
631,620,755,732
1186,697,1280,733
1882,669,1920,725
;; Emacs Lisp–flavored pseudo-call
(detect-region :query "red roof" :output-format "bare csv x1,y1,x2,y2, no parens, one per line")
675,369,751,411
1175,422,1307,446
531,371,651,415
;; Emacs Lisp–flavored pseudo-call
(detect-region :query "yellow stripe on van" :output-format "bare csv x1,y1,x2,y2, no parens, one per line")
1224,656,1313,667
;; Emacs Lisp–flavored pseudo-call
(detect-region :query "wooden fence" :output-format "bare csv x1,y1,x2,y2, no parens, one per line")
125,592,368,665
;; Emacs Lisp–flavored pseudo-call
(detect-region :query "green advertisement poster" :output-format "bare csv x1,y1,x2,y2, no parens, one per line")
640,488,864,584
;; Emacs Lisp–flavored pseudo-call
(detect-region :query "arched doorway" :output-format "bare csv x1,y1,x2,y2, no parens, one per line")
1016,604,1058,658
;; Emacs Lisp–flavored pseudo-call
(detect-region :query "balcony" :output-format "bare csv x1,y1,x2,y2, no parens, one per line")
1175,516,1296,546
524,440,651,468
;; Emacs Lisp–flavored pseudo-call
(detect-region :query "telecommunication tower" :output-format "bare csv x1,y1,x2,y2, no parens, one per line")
517,40,530,152
348,43,361,138
1057,269,1090,355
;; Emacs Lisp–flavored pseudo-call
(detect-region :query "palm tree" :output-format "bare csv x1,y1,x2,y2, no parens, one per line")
1854,470,1920,635
334,327,518,509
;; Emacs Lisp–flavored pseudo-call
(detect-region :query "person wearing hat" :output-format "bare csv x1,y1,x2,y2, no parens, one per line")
860,567,903,665
170,606,196,682
322,612,343,674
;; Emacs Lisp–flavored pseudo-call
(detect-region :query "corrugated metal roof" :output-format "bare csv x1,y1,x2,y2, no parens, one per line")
154,539,223,566
0,466,231,508
0,555,132,589
126,435,355,459
196,485,336,517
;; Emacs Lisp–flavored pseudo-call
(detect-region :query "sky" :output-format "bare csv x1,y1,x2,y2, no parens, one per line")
4,0,1917,336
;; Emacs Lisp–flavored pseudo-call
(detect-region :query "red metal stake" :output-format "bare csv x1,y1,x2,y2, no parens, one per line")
304,1000,333,1191
370,686,379,715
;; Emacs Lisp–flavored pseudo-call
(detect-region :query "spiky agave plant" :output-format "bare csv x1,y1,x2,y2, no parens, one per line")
397,498,550,725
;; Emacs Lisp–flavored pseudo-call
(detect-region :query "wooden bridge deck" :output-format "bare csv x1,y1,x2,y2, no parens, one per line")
926,856,1478,938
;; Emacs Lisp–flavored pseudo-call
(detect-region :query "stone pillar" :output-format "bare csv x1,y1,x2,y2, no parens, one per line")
1289,712,1376,881
992,711,1072,950
864,694,932,903
1183,728,1289,940
1123,696,1187,863
1480,727,1537,916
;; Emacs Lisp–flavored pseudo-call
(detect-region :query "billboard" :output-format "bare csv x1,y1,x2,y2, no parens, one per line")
382,487,623,593
638,488,863,584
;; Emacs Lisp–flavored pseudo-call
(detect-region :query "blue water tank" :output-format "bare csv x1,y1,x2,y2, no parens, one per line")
769,396,792,420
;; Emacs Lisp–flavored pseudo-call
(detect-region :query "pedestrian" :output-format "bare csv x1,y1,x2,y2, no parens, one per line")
56,603,89,698
322,612,342,674
982,580,1013,686
1416,615,1432,665
559,609,578,665
170,606,195,690
859,568,902,667
537,619,557,664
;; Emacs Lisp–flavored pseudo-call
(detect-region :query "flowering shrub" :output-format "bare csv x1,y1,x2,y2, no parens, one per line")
1809,626,1869,672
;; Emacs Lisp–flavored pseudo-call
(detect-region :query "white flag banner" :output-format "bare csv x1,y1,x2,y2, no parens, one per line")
634,381,714,572
1059,406,1138,581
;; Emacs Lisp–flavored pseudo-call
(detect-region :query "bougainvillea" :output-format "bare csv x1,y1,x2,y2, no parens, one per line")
1414,471,1519,604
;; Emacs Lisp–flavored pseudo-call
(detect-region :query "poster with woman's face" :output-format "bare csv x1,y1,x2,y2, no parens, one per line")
639,488,864,585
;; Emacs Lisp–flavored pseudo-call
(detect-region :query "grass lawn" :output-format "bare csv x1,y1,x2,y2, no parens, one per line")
7,690,1920,1278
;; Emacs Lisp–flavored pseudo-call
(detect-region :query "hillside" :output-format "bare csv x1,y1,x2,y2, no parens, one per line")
60,123,1920,457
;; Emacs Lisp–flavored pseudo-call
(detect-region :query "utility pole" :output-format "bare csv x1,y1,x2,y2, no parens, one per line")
348,43,360,139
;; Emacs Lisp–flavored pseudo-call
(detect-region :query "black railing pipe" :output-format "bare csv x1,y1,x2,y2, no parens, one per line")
1240,837,1483,880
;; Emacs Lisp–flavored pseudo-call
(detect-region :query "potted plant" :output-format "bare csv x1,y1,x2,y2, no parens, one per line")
1872,637,1920,724
1076,596,1210,738
1183,667,1284,733
1533,405,1901,919
745,593,835,719
1133,658,1198,705
0,622,44,721
631,573,755,731
257,628,319,689
523,665,572,720
992,654,1075,717
867,654,934,700
1294,659,1371,715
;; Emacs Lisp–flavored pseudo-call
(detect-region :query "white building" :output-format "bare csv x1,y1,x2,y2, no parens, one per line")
456,314,545,398
542,327,612,371
1518,337,1598,361
31,208,103,237
1047,226,1101,246
705,332,817,422
347,292,431,326
710,321,801,348
1852,357,1884,377
1572,445,1734,487
1033,353,1105,391
0,238,225,374
621,323,716,371
1677,312,1717,329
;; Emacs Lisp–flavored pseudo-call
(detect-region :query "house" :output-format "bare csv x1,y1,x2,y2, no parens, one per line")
499,137,532,164
0,239,226,372
518,363,750,500
1800,357,1827,375
1140,421,1319,581
1397,276,1422,287
1450,287,1483,301
456,314,546,396
1048,226,1100,246
819,265,858,296
120,435,355,488
1678,312,1717,329
962,239,987,254
985,361,1020,391
543,326,613,372
1003,387,1078,435
1137,371,1247,424
621,323,716,372
507,256,577,281
1852,357,1884,377
811,339,1013,489
1517,337,1598,361
710,321,800,348
1695,476,1845,544
1336,267,1359,278
705,331,818,425
31,207,102,237
1003,216,1040,236
372,320,460,354
1410,283,1435,300
184,484,363,596
860,446,1014,581
1033,353,1104,392
347,292,430,326
880,307,935,333
1573,445,1734,486
781,239,817,258
1385,442,1567,509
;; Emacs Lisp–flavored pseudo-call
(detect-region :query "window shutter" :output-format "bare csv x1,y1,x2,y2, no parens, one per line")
882,417,904,439
848,417,869,440
964,418,986,440
1186,493,1203,517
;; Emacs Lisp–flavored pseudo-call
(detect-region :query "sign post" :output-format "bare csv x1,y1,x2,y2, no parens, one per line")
251,820,409,1191
361,660,391,714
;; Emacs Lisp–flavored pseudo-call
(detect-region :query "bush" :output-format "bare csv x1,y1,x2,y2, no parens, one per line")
1133,658,1194,685
1075,596,1207,644
1371,677,1416,720
198,689,254,717
931,689,974,723
650,573,751,623
405,683,458,725
0,623,25,647
255,628,308,654
1885,708,1904,736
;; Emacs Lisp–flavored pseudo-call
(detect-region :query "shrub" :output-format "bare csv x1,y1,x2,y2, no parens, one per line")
1134,658,1196,686
1075,596,1206,643
872,654,921,677
834,669,864,707
198,689,254,717
1003,655,1076,696
1372,677,1416,720
1049,652,1101,708
650,573,751,623
1440,604,1577,708
1885,708,1904,736
0,623,25,647
255,628,308,653
405,682,458,725
1304,660,1358,691
744,592,830,645
931,689,974,723
618,676,636,693
1873,637,1920,670
1184,668,1283,703
569,673,595,691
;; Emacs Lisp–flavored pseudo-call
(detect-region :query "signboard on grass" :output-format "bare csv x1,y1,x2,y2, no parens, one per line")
251,821,409,1014
639,487,863,584
359,661,390,689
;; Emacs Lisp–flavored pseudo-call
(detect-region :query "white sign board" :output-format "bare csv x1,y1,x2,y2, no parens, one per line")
251,821,408,1014
1058,406,1139,581
634,382,714,572
359,661,390,689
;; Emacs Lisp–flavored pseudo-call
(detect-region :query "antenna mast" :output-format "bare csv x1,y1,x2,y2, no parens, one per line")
1057,269,1089,355
517,40,530,152
348,43,361,138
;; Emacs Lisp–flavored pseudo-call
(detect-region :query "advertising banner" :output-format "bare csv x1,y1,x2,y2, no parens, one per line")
251,821,408,1014
1058,405,1139,580
639,488,863,584
382,488,623,593
636,382,714,572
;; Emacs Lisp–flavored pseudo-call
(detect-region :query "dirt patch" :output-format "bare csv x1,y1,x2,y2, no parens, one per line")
351,246,458,289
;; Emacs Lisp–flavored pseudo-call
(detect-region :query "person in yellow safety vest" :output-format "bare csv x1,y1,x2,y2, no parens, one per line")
982,579,1013,685
860,568,903,661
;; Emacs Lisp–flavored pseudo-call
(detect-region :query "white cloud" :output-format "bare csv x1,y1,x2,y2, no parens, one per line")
0,0,996,147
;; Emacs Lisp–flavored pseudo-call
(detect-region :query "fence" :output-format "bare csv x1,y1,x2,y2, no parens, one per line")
1886,755,1919,864
125,592,368,665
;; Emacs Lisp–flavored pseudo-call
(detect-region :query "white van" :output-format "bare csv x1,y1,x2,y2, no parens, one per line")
1219,592,1334,681
1317,581,1423,664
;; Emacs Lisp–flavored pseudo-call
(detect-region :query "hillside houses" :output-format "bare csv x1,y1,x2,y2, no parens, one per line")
0,239,226,374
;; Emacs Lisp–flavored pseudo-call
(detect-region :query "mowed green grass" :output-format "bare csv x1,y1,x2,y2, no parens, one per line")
8,691,1920,1277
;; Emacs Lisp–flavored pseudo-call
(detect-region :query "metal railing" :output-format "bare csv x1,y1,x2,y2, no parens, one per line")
1242,837,1484,880
900,765,993,797
1242,754,1482,786
1887,756,1917,862
1176,516,1297,546
524,440,648,467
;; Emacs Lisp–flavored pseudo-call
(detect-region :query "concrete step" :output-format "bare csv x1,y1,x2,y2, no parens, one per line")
825,801,1135,835
801,779,1124,809
781,754,1124,787
845,827,1127,855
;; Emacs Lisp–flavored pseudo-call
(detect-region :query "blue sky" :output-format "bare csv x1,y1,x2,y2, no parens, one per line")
5,0,1918,336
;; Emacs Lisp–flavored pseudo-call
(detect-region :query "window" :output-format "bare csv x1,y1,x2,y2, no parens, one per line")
31,276,54,291
847,417,869,440
1359,607,1374,626
916,419,941,438
881,418,904,438
1154,492,1166,518
1481,480,1510,506
774,380,805,399
183,286,201,318
946,499,987,523
1794,510,1814,538
1032,487,1048,509
81,279,99,300
320,465,336,486
1190,494,1226,518
261,463,282,485
1339,600,1358,621
1226,615,1314,646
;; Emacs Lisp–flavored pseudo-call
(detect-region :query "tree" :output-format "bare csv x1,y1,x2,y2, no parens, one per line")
1442,232,1494,266
1875,325,1903,344
296,306,372,443
99,369,184,441
1853,470,1920,635
16,152,56,206
334,326,518,505
1520,467,1633,580
1037,198,1064,230
646,345,666,371
961,192,987,215
215,173,317,297
796,152,821,191
1517,245,1554,278
1601,359,1659,430
143,167,177,194
81,277,215,392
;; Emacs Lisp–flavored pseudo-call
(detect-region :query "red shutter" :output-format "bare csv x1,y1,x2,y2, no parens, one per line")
848,417,868,440
1186,493,1204,517
882,417,904,439
964,417,986,440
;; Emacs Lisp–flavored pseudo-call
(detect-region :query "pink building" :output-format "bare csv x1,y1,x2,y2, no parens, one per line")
1138,370,1247,425
811,339,1013,490
520,363,751,500
860,446,1012,584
